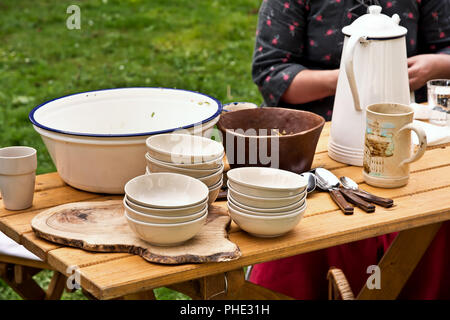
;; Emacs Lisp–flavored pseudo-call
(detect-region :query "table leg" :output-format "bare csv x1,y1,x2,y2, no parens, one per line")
0,263,46,299
45,272,68,300
167,280,203,300
357,222,442,300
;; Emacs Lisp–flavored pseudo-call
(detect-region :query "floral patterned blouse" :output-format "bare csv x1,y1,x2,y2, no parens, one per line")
252,0,450,120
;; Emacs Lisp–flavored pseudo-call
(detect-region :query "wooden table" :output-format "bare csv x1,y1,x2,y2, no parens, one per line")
1,122,450,300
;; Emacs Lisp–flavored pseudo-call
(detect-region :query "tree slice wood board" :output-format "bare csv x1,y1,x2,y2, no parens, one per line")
31,200,241,265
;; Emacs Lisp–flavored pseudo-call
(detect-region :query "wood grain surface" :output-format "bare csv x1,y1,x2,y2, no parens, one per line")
31,200,241,265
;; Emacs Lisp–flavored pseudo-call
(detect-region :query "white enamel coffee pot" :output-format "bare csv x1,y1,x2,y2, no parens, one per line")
328,5,410,166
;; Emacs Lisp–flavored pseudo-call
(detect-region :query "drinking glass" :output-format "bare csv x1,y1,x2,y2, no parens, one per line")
427,79,450,126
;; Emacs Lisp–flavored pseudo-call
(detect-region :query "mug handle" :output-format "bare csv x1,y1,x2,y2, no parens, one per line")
398,123,427,166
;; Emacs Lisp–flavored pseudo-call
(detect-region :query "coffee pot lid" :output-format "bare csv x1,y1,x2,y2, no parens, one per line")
342,5,407,39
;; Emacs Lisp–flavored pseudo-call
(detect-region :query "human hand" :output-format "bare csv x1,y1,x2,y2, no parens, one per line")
408,54,450,91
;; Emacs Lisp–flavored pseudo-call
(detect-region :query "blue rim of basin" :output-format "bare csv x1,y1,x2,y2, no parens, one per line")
29,87,222,138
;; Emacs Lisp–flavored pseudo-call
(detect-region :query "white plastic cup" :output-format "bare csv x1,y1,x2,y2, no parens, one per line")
0,146,37,210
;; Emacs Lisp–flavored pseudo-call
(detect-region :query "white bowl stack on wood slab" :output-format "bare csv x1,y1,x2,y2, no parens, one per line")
145,134,225,204
123,173,209,246
226,167,308,238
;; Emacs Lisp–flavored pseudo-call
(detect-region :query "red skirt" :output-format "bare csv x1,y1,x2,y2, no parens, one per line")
249,222,450,300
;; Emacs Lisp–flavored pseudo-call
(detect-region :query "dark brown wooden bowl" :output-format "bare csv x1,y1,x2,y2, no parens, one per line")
217,107,325,174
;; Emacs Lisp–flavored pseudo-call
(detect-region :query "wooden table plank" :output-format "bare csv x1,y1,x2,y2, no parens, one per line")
20,232,62,262
315,134,329,154
47,249,130,275
321,122,330,137
0,210,46,243
0,186,101,218
311,152,347,170
0,172,65,201
34,172,66,193
0,195,123,242
75,186,450,299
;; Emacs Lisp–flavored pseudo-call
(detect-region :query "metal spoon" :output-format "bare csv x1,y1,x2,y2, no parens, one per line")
339,176,360,191
339,176,394,208
300,172,317,194
315,168,377,213
314,168,354,215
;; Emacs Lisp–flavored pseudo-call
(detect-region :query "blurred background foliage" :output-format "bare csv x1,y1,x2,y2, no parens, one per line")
0,0,262,300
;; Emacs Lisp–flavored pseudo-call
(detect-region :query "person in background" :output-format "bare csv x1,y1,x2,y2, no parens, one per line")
249,0,450,299
252,0,450,121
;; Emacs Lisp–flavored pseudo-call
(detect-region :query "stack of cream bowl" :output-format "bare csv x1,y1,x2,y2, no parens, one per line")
226,167,308,238
123,173,209,246
145,133,225,205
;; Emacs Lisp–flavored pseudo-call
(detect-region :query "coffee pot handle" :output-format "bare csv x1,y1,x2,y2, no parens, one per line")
344,34,367,112
398,123,427,166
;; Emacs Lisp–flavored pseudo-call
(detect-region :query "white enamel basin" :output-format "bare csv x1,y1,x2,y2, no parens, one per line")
29,88,222,194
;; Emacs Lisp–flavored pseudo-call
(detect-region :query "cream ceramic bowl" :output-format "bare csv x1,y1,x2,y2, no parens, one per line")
227,182,306,209
123,198,207,224
125,211,207,246
145,153,224,178
227,202,306,238
148,153,224,170
228,193,306,213
198,168,224,187
29,88,222,194
124,173,208,208
227,167,307,198
228,197,306,216
207,178,223,205
208,177,223,190
124,195,207,217
145,165,223,187
146,133,224,165
228,193,306,215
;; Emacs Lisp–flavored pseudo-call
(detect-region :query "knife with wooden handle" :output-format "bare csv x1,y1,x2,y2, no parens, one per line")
339,188,376,213
349,189,394,208
329,189,354,215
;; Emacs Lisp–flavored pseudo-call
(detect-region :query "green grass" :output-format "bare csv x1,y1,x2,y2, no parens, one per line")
0,0,261,300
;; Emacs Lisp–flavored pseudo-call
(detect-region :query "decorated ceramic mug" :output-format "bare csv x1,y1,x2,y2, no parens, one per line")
363,103,427,188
